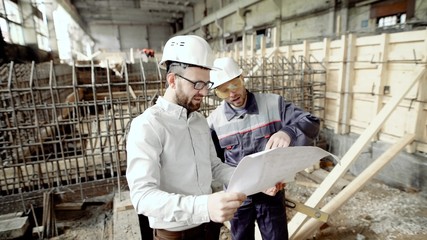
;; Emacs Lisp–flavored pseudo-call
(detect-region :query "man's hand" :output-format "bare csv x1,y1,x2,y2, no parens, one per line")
265,131,291,150
207,191,246,223
262,182,285,196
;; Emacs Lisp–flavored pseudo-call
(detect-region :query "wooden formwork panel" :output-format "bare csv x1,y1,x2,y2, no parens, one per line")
324,98,338,125
223,29,426,153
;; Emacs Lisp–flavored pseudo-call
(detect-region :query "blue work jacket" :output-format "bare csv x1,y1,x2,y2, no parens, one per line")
207,91,320,167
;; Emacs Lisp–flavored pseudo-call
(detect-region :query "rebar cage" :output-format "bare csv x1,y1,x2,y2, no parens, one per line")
0,56,325,199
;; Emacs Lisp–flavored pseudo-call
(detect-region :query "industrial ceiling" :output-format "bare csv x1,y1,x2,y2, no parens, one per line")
69,0,198,25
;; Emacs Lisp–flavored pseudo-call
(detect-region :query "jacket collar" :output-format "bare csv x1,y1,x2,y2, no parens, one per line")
224,91,259,121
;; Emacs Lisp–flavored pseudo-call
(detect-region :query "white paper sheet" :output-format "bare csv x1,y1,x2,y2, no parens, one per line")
226,146,337,196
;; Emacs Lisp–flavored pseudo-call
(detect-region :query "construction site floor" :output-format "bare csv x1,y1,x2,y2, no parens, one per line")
25,169,427,240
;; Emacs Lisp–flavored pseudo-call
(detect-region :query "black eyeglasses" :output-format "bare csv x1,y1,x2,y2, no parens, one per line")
175,74,214,90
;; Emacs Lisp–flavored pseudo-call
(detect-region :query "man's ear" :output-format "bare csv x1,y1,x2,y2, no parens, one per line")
167,73,176,89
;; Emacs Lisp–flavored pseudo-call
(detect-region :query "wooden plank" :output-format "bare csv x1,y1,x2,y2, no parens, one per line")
302,40,309,62
294,134,415,239
250,33,256,59
355,35,380,46
371,33,390,141
273,25,280,49
288,67,425,239
232,44,238,60
260,35,266,57
339,34,356,134
55,202,84,211
332,35,347,133
0,212,23,221
388,29,427,43
286,198,329,223
0,216,29,239
32,226,44,238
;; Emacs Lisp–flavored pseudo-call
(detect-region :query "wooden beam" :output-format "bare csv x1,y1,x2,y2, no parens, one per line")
339,34,356,134
371,33,390,140
273,24,280,49
250,33,256,59
54,202,84,211
0,216,29,239
260,35,266,57
334,35,348,133
288,67,425,238
234,44,240,60
294,133,415,239
242,34,247,59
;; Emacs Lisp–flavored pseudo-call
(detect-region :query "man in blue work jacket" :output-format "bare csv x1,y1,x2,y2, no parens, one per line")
207,57,320,240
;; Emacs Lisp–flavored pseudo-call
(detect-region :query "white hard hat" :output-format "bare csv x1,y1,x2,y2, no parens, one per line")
159,35,215,69
210,57,243,89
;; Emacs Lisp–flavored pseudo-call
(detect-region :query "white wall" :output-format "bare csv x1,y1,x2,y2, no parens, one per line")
90,25,121,51
89,24,171,52
119,25,148,50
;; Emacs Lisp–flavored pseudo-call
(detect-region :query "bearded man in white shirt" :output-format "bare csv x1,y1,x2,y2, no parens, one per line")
126,35,247,240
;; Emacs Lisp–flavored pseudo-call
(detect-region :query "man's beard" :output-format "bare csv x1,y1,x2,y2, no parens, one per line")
175,90,201,113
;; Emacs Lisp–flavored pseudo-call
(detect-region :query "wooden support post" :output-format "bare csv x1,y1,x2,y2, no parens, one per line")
288,67,425,239
234,43,239,60
294,134,415,239
340,34,356,134
260,35,266,57
334,35,347,133
371,33,390,140
250,32,256,59
320,37,330,126
286,45,292,60
302,40,309,61
273,25,280,49
242,33,247,59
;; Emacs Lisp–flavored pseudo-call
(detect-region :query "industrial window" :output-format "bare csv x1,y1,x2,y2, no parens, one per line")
370,0,414,29
5,0,20,23
0,0,4,16
33,0,50,51
1,0,24,45
377,13,406,28
8,22,24,44
0,18,7,41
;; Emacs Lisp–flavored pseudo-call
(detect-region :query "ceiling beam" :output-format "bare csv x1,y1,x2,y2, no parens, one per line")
73,0,192,12
78,9,184,22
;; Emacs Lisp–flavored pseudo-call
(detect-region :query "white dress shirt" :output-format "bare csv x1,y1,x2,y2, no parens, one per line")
126,96,234,231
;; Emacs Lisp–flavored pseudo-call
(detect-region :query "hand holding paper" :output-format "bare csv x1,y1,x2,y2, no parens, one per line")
226,146,337,196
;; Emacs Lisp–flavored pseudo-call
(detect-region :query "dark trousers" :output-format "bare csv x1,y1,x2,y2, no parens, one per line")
139,214,154,239
139,214,222,240
230,191,288,240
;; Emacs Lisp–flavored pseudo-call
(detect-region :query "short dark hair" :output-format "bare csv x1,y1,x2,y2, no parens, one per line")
166,62,188,74
166,61,211,74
